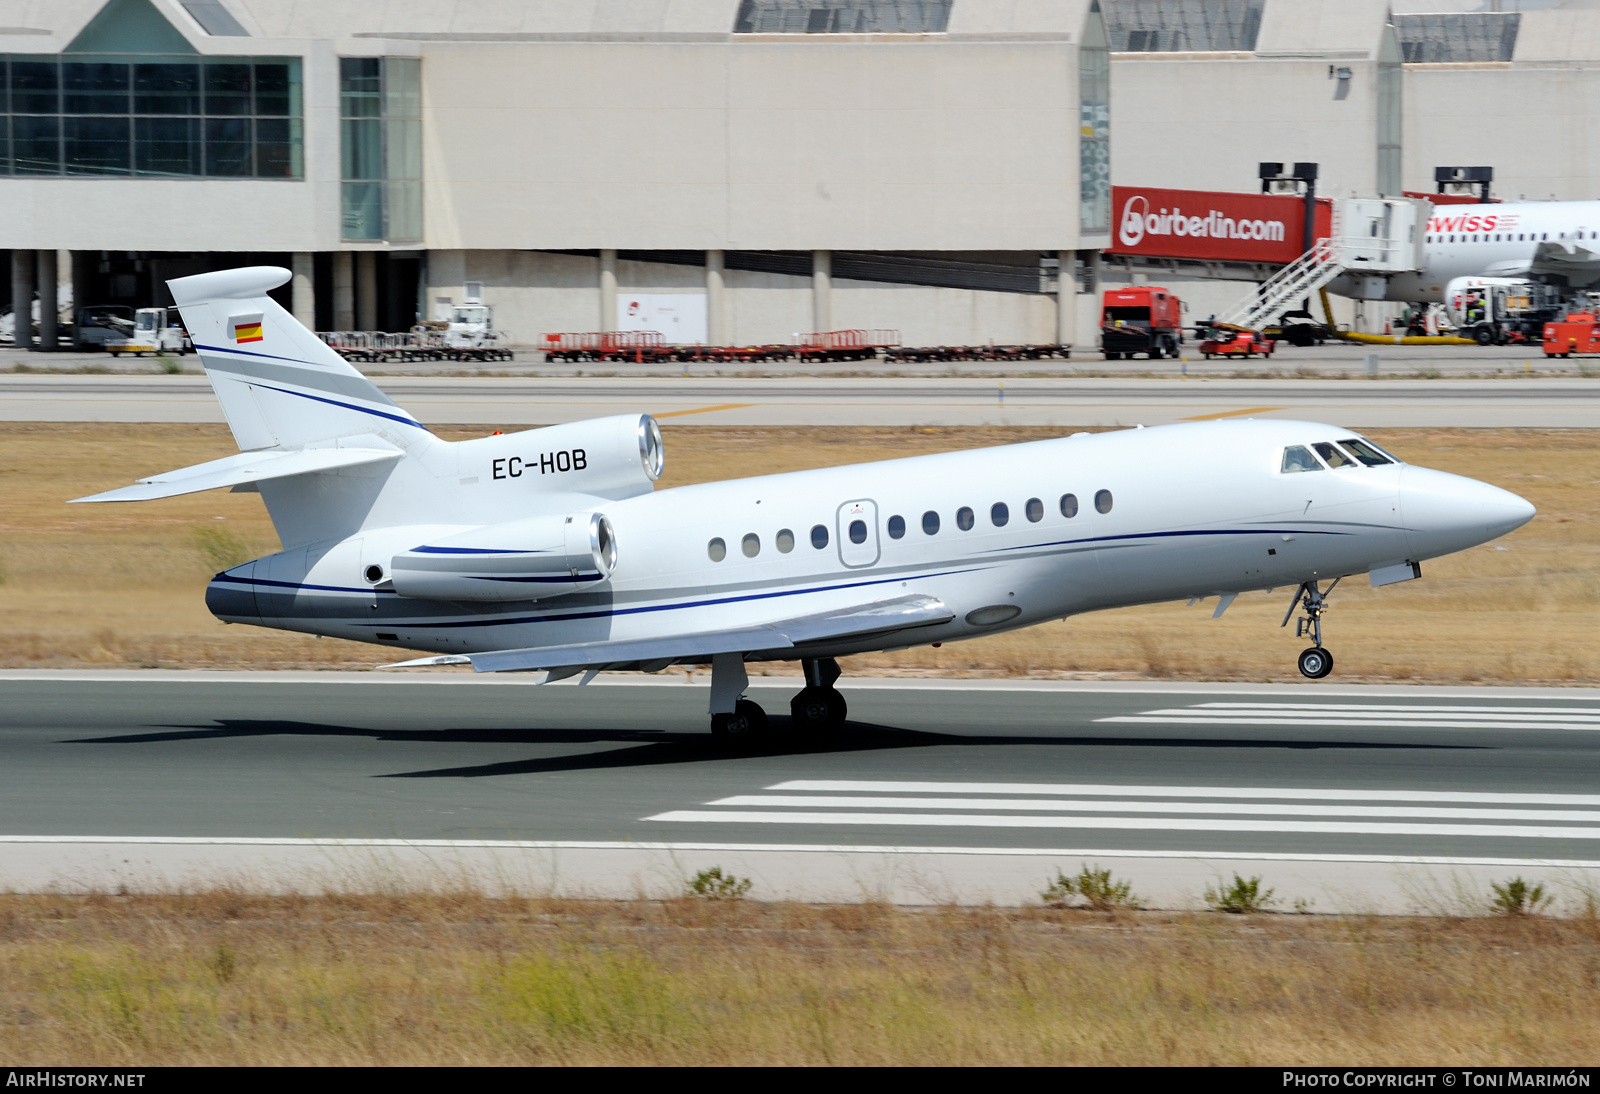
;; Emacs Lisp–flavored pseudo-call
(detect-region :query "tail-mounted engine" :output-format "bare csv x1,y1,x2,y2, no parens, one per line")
462,414,664,498
390,511,617,602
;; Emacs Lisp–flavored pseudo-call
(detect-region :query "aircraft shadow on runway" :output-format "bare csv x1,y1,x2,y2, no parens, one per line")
65,718,1485,780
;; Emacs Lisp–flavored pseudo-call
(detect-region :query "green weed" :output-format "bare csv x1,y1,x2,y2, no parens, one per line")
1205,874,1276,914
1490,877,1552,917
687,867,752,901
1041,864,1141,911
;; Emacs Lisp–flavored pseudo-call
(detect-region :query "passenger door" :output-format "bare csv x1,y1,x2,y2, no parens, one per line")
836,499,880,568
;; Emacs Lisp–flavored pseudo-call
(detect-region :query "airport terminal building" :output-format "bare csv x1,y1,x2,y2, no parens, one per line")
3,0,1599,349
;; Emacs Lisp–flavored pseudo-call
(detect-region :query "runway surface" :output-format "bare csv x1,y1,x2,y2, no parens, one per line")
3,373,1598,428
3,671,1599,909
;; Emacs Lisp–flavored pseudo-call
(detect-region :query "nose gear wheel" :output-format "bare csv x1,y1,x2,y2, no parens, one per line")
1297,646,1334,679
1282,578,1340,679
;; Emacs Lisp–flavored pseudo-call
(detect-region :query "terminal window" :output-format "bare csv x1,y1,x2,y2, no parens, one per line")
734,0,953,34
0,55,301,178
340,57,421,243
1102,0,1265,53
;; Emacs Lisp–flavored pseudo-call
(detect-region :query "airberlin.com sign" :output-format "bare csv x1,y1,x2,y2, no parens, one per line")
1109,186,1332,264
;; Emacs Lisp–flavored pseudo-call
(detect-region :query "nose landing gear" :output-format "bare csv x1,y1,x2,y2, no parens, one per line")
1282,578,1340,679
791,657,848,731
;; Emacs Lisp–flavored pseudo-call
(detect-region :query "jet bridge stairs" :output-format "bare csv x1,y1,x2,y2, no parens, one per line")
1213,196,1429,335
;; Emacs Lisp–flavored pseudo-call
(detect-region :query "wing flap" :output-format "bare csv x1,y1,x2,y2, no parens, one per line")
384,593,954,674
70,445,403,503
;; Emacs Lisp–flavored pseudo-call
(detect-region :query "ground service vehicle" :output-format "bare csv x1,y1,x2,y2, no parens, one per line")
72,306,134,349
1543,311,1600,357
1199,328,1275,359
1101,286,1182,359
1443,277,1564,346
105,307,190,356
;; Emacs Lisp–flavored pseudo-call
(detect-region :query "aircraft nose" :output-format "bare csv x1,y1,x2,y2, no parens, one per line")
1399,465,1535,558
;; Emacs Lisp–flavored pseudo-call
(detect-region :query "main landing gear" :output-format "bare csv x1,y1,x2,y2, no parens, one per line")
1282,578,1340,679
706,653,848,740
790,657,848,732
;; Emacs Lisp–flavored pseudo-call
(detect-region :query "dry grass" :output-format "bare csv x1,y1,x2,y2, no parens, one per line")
0,422,1595,683
2,891,1599,1065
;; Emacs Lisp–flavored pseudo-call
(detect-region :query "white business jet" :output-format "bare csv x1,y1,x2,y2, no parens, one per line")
76,267,1535,739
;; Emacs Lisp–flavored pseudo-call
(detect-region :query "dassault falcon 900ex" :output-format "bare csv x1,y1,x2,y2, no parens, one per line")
76,267,1535,739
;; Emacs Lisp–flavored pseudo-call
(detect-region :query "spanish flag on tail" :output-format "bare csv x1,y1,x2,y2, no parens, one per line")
229,313,264,344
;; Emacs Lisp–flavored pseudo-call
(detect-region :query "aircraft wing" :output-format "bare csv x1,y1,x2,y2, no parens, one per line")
70,445,404,503
385,593,954,674
1530,239,1600,286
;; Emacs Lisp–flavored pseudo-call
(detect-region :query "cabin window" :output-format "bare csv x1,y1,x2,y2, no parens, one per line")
1312,441,1354,469
776,528,795,553
1281,445,1322,473
848,519,868,544
810,524,829,549
1095,489,1114,514
708,537,726,562
991,502,1009,527
1060,493,1079,518
887,514,906,539
921,510,940,535
741,533,760,557
1337,438,1394,466
956,506,975,531
1026,497,1044,523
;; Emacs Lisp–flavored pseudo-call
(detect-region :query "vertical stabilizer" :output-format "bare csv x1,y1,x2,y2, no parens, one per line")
167,266,429,452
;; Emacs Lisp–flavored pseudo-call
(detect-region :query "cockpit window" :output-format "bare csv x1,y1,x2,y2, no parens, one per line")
1361,438,1402,463
1313,441,1355,469
1337,438,1394,467
1281,445,1322,473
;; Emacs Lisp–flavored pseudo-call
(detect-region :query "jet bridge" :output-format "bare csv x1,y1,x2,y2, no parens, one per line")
1214,197,1428,332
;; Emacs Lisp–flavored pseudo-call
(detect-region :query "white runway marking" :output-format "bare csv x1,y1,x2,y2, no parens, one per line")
711,795,1600,823
1097,700,1600,732
648,771,1600,842
648,811,1600,840
769,780,1600,806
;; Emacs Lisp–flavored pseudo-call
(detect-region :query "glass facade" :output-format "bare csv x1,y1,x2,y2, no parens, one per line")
1394,13,1521,64
0,55,301,178
1079,4,1111,235
1377,26,1402,197
734,1,954,34
341,57,422,242
1102,0,1265,52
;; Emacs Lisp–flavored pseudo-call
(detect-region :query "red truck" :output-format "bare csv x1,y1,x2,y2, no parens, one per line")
1101,286,1183,360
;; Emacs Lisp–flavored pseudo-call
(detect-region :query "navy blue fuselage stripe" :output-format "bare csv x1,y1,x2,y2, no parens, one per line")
993,527,1357,553
195,343,337,368
213,573,381,595
410,546,544,555
242,380,430,431
466,573,601,583
212,567,983,629
195,346,429,431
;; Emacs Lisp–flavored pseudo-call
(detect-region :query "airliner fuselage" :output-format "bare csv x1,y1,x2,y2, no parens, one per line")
1379,199,1600,303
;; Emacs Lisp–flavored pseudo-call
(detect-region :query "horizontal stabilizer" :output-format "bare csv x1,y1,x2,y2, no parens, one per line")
385,594,953,673
71,445,403,503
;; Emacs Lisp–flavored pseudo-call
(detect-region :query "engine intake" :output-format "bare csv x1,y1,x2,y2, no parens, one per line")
390,511,617,602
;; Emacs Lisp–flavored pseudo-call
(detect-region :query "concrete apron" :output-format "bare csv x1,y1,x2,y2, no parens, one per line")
2,837,1596,915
